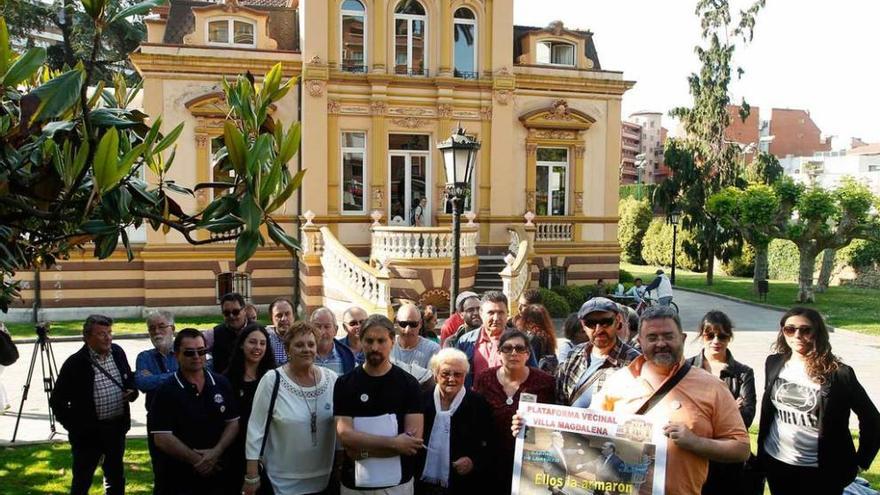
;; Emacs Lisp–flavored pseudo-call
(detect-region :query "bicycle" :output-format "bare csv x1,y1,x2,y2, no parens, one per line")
632,295,678,316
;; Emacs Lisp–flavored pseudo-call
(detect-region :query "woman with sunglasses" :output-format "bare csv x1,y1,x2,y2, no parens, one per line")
243,321,338,495
758,307,880,495
685,311,756,495
225,324,276,492
472,329,555,494
516,304,559,375
415,348,492,494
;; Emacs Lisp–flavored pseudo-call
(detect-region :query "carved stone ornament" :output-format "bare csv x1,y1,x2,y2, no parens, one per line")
526,192,536,211
574,145,586,158
327,99,340,114
437,104,453,119
574,192,583,210
370,101,387,116
373,186,384,208
309,54,322,65
495,66,512,77
195,134,210,149
391,117,426,129
547,20,566,36
525,143,538,156
546,99,572,121
480,106,493,121
495,89,513,105
305,80,325,97
533,129,578,140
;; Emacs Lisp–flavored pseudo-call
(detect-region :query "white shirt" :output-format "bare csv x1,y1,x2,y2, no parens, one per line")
246,367,338,491
764,359,821,466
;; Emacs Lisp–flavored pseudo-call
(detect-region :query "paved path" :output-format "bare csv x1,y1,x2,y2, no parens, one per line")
2,291,879,444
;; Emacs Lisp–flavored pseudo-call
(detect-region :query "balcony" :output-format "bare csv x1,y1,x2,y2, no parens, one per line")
394,67,429,77
340,61,368,73
453,70,479,80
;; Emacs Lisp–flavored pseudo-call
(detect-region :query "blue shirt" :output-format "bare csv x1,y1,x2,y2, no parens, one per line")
134,348,179,410
266,327,288,366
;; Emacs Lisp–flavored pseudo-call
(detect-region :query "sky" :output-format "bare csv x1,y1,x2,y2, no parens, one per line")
513,0,880,146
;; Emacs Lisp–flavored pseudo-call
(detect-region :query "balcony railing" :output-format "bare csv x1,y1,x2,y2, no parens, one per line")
370,226,478,261
535,222,573,242
453,70,479,80
320,227,391,311
394,67,429,77
340,61,368,73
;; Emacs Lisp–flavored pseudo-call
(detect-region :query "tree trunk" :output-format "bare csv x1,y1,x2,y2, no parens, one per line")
797,245,819,303
816,248,836,292
706,236,715,286
753,243,769,293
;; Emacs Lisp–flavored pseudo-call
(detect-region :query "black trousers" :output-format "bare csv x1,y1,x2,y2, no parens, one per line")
764,455,843,495
69,418,128,495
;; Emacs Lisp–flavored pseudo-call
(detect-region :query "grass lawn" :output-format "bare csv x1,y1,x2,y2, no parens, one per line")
3,316,222,339
0,433,876,494
621,262,880,336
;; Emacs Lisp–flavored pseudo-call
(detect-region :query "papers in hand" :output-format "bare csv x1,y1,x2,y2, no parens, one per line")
353,414,402,487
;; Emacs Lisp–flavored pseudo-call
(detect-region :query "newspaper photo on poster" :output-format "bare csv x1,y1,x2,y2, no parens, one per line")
512,402,667,495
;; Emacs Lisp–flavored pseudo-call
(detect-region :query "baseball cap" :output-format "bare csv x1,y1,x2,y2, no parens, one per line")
455,291,479,311
577,297,621,319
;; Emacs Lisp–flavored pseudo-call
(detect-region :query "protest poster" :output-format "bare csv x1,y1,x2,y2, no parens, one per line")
512,402,667,495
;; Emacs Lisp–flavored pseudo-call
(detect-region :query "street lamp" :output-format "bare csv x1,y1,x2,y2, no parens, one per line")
667,209,680,284
438,127,481,315
635,153,646,200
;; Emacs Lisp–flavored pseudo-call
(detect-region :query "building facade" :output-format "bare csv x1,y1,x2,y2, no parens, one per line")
627,111,668,183
619,120,641,184
6,0,633,321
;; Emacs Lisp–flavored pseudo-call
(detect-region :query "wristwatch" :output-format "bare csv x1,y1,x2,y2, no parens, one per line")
359,450,369,460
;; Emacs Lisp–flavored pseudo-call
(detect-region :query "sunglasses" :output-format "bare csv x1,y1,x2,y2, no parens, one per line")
223,309,241,317
782,325,813,337
439,370,466,380
182,348,209,357
581,317,616,329
347,320,364,327
500,344,529,354
396,320,420,328
702,332,731,342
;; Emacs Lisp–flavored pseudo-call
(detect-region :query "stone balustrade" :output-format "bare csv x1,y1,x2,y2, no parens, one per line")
535,222,574,242
370,226,478,261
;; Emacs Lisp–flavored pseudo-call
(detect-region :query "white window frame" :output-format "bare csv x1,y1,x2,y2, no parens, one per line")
388,133,432,225
340,0,367,72
536,147,570,216
341,131,368,215
206,17,256,48
536,39,576,67
393,2,428,75
452,8,477,78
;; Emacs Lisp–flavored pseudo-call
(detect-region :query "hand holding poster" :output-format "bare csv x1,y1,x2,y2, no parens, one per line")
512,402,667,495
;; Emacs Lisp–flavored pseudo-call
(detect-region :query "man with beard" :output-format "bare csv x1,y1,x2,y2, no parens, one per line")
312,307,356,375
591,306,750,495
441,292,482,348
334,315,424,494
556,298,641,407
210,292,249,373
136,311,179,494
266,297,294,365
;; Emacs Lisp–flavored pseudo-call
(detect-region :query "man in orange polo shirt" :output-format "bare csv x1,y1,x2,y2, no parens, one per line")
592,306,750,495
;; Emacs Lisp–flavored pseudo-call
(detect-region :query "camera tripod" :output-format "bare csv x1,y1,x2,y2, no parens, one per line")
12,324,59,442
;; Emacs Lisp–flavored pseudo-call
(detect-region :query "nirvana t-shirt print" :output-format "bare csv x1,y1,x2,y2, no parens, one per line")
764,359,821,466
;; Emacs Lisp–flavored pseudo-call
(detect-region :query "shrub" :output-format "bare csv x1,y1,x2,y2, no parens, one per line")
618,197,653,264
641,218,705,272
538,288,571,318
839,239,880,271
618,269,635,284
551,285,589,312
767,239,844,281
722,243,756,277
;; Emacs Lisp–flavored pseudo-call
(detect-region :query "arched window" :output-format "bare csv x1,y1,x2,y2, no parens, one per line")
340,0,367,72
207,18,256,47
453,7,477,79
394,0,427,76
536,40,575,66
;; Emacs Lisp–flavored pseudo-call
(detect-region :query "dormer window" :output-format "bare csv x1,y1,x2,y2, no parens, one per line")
207,18,256,47
536,40,574,66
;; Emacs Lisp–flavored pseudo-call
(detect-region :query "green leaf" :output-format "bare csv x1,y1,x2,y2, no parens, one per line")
3,46,46,87
28,67,86,124
82,219,119,236
203,213,243,233
259,158,283,209
0,18,10,76
278,121,301,164
261,62,282,98
89,108,139,128
235,230,261,266
94,233,119,259
82,0,108,20
246,134,272,177
223,121,247,177
153,121,183,155
127,181,159,206
267,222,299,252
120,229,134,261
164,181,193,196
93,127,120,194
239,193,262,232
266,168,305,214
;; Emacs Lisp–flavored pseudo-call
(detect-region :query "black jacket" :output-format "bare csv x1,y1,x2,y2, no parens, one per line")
211,322,241,374
415,388,493,491
49,344,137,435
757,353,880,490
686,349,757,427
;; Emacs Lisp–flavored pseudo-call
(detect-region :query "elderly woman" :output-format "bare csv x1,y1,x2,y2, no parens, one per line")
472,329,555,494
243,321,337,495
415,348,492,494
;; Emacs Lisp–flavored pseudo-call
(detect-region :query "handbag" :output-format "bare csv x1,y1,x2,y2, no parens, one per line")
257,369,282,495
0,326,19,366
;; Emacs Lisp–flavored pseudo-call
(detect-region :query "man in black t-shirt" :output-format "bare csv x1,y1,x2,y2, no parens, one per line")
335,314,423,494
210,292,248,373
149,329,239,495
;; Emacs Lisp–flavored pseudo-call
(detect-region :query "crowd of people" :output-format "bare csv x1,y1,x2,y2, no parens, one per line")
45,288,880,495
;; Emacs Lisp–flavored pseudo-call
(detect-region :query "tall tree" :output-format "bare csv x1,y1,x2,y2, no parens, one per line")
656,0,765,285
0,3,303,312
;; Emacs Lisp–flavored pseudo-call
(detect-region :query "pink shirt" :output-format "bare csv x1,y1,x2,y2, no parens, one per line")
473,328,503,378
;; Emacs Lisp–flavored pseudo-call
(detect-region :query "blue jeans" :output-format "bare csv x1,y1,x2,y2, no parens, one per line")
658,296,673,306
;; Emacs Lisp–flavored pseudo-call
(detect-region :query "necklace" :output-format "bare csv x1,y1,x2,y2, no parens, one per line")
291,366,320,447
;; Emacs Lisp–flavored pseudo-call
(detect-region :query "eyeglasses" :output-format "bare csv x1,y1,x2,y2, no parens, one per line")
181,348,209,357
702,332,731,342
439,370,466,380
396,320,420,328
500,344,529,354
223,309,241,317
147,323,172,331
581,317,615,329
782,325,812,337
347,320,364,327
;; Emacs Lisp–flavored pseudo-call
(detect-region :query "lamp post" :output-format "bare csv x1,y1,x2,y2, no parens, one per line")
438,127,481,315
667,209,680,284
634,153,646,200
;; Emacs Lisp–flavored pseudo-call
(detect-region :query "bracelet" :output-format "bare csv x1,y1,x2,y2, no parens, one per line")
243,476,260,485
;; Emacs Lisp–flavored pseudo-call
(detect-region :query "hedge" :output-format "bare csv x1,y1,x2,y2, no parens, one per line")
538,288,572,318
722,243,756,277
641,218,705,272
766,239,844,281
839,239,880,271
618,197,653,264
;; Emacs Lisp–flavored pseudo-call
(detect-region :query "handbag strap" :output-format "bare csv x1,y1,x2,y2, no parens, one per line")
259,369,282,457
636,362,691,415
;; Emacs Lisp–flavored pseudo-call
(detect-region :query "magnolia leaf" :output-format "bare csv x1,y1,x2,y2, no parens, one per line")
0,18,10,76
3,46,46,87
223,121,247,177
153,121,183,155
235,230,261,266
93,127,120,194
239,193,262,232
28,67,86,124
267,221,299,252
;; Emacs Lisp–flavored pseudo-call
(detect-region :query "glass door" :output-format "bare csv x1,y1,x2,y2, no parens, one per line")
388,152,430,226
